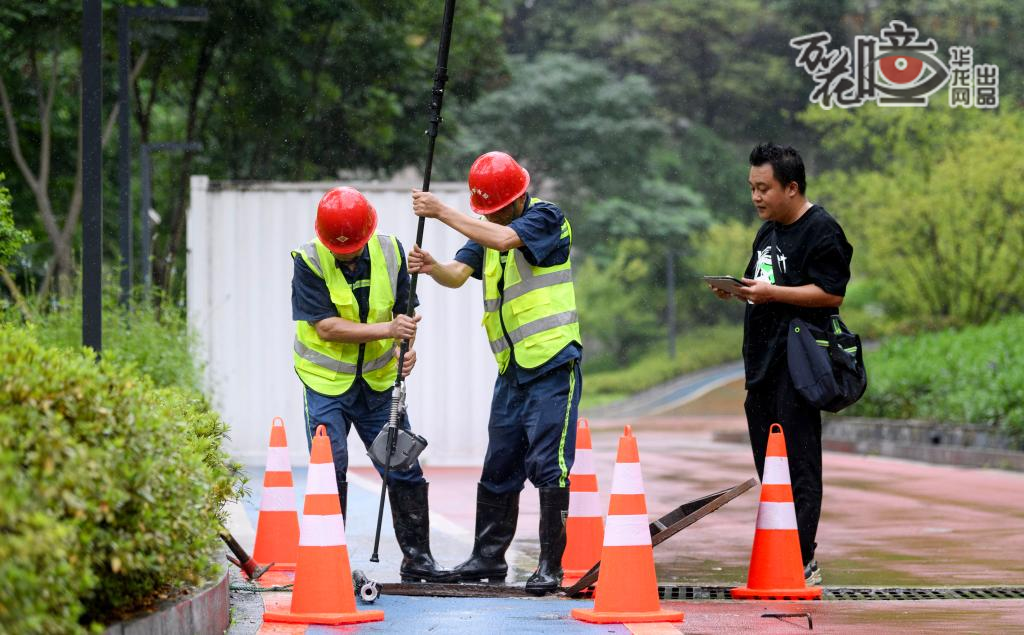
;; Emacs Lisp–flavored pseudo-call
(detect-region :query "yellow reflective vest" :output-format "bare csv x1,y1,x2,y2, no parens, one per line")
482,199,581,373
292,234,401,396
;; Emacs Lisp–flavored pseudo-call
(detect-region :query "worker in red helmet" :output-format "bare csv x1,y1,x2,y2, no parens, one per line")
409,152,583,595
291,186,452,582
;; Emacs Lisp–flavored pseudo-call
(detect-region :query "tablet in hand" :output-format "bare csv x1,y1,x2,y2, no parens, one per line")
703,275,747,294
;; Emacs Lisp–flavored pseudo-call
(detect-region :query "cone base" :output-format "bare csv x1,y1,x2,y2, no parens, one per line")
561,570,593,588
731,585,822,600
266,562,296,572
571,608,683,624
263,609,385,625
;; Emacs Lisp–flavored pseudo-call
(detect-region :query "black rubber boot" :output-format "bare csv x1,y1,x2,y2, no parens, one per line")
452,484,520,583
525,487,570,595
388,482,455,583
338,481,348,521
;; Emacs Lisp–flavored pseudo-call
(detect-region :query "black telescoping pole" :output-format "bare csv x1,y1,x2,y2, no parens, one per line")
370,0,457,563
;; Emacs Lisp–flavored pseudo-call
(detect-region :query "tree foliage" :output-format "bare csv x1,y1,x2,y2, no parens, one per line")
809,106,1024,326
449,52,665,203
2,0,1023,382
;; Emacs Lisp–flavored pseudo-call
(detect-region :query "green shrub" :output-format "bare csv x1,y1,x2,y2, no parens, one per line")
0,326,242,634
25,291,201,392
850,314,1024,441
0,172,31,267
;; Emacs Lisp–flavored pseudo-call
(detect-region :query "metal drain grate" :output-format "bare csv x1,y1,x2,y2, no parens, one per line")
657,585,1024,601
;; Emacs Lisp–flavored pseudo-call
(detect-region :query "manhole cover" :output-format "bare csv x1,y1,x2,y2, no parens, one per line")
657,585,1024,601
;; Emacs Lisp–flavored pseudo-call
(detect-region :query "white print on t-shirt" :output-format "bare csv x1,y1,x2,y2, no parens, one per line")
754,245,788,285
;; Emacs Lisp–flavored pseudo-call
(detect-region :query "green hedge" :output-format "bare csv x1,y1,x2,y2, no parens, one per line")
850,314,1024,440
25,292,202,393
0,325,242,634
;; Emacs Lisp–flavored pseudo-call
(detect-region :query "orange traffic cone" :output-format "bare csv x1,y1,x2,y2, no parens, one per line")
252,417,300,571
572,425,683,624
732,423,822,600
562,418,604,587
263,425,385,625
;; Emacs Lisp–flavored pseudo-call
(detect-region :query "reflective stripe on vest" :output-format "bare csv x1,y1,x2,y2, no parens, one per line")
481,198,580,371
488,309,579,354
292,233,401,395
296,241,323,277
293,338,395,374
482,256,574,312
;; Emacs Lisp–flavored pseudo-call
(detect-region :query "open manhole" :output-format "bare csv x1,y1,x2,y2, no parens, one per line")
657,585,1024,601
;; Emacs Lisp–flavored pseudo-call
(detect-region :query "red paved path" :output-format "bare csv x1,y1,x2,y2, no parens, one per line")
358,415,1024,587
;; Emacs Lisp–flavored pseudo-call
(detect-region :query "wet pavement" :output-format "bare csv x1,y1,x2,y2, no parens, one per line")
229,405,1024,633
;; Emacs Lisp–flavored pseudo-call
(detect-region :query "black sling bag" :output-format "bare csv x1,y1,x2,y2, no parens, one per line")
771,229,867,412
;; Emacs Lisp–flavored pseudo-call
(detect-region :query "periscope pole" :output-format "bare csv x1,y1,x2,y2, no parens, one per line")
370,0,457,563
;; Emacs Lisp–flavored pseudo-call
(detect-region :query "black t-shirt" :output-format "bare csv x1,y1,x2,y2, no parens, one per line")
742,205,853,388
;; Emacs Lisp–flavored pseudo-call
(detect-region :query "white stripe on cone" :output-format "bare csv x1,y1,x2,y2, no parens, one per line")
755,501,799,530
570,448,594,476
299,514,347,547
306,462,339,495
603,513,651,547
762,456,791,485
264,447,292,473
610,463,644,495
569,491,603,518
260,487,297,512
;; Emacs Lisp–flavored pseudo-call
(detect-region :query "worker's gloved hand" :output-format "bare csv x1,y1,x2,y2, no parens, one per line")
395,346,417,377
389,313,421,340
408,245,435,275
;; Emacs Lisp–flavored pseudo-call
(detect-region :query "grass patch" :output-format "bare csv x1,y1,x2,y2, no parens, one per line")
849,313,1024,441
581,323,742,410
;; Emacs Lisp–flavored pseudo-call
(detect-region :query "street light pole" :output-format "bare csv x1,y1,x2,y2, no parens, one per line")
117,7,132,308
82,0,102,353
667,248,677,359
140,142,202,296
117,6,209,308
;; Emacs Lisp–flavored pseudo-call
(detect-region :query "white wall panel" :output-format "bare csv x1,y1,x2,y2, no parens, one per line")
188,177,494,467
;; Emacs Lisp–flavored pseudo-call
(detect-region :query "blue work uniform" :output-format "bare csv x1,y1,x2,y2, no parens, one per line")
454,194,583,495
291,241,424,486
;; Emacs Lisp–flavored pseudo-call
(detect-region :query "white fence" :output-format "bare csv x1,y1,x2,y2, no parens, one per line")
187,176,494,467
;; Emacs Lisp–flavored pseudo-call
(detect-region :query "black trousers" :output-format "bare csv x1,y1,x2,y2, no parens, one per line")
744,366,822,566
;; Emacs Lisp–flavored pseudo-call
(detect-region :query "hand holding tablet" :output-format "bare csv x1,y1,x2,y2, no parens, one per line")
703,275,749,296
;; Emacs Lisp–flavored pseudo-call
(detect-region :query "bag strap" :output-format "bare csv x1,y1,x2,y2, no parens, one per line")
824,315,858,370
769,226,780,282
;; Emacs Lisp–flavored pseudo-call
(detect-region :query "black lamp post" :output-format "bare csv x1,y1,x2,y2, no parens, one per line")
139,142,203,296
82,0,102,352
117,6,208,308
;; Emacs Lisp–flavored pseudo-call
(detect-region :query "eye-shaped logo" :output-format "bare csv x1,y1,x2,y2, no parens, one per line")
871,48,949,104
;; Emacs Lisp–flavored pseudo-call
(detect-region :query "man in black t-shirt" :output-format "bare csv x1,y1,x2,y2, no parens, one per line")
709,143,853,585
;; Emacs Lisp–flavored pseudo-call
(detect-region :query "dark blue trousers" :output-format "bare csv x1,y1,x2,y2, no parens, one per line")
302,383,425,487
480,361,582,495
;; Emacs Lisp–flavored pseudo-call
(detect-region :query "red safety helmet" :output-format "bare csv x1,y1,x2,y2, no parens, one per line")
314,186,377,255
468,151,531,214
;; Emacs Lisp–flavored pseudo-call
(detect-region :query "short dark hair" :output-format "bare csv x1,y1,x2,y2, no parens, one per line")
749,142,806,194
